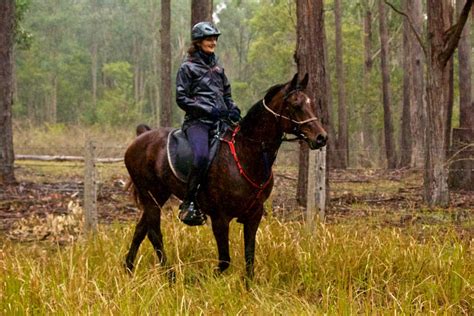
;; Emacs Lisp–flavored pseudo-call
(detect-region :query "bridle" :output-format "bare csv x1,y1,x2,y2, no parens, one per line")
262,92,319,142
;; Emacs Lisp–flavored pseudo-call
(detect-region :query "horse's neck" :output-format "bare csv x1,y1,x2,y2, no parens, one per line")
237,100,284,163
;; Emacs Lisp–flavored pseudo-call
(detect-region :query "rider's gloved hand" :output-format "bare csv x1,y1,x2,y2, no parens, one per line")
209,107,224,120
227,108,241,123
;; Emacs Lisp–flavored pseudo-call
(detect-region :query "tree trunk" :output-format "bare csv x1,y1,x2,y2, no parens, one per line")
408,0,425,168
378,0,397,169
295,0,330,207
160,0,172,127
51,75,57,123
149,0,160,126
448,0,473,190
91,39,98,107
361,0,374,167
424,0,473,206
456,0,473,129
191,0,213,26
334,0,348,169
90,0,98,108
399,0,412,168
323,22,338,171
0,0,16,184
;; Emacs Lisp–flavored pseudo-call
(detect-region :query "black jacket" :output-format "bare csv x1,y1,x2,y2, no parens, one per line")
176,51,239,130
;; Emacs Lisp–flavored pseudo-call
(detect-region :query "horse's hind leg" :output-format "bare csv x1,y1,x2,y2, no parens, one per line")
125,189,170,271
125,213,148,271
145,190,170,266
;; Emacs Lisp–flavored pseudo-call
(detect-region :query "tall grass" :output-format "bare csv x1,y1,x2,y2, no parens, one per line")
13,123,134,157
1,214,472,315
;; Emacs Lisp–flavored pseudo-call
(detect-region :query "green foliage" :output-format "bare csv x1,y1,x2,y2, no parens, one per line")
247,0,296,94
14,0,33,49
214,0,259,111
95,62,141,126
12,0,444,166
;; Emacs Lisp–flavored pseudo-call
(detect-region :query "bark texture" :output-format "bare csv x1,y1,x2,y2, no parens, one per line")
408,0,425,168
457,0,473,129
378,0,397,169
399,0,412,168
424,0,473,206
334,0,348,168
160,0,172,127
295,0,330,206
0,0,16,184
361,0,375,167
191,0,213,27
448,0,473,190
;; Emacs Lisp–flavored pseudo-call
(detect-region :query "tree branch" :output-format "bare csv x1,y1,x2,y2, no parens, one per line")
439,0,474,66
384,0,427,57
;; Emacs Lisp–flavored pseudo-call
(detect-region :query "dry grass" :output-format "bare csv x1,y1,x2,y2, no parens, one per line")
3,124,473,314
1,211,473,315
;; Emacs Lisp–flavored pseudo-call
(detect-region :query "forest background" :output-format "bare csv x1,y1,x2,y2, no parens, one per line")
13,0,473,168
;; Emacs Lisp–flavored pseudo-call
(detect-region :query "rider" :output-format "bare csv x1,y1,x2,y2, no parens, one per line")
176,21,241,226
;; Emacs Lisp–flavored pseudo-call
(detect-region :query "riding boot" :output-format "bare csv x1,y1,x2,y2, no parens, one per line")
178,167,207,226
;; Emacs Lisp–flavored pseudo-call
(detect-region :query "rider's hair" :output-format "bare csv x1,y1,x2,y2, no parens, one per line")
187,40,201,55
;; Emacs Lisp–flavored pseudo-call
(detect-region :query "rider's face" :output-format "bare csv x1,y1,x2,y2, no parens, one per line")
199,36,218,54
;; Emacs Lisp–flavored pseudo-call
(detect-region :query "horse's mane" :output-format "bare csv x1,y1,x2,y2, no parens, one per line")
242,82,286,121
264,83,286,103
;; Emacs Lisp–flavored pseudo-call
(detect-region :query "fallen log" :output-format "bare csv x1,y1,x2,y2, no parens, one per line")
15,154,123,163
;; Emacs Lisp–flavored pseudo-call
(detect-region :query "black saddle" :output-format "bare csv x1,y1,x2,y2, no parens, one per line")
167,123,228,182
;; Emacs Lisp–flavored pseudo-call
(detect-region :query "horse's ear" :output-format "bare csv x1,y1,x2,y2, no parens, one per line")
289,73,299,90
300,73,309,89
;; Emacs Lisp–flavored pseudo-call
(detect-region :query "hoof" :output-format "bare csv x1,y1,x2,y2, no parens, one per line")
167,268,177,284
123,261,134,274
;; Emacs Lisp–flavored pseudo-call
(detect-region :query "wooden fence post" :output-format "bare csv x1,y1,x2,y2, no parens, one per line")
306,150,317,230
84,140,98,233
315,147,327,220
306,147,327,230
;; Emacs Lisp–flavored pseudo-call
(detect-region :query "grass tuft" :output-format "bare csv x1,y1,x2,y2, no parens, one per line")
1,215,472,314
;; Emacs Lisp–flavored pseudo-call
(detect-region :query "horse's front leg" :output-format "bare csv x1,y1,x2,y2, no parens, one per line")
243,212,262,281
211,216,231,273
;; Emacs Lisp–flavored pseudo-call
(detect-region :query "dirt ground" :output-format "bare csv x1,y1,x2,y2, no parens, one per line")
0,170,474,223
0,167,474,241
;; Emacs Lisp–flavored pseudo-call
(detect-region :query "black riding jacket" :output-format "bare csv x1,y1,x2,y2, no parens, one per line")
176,51,239,130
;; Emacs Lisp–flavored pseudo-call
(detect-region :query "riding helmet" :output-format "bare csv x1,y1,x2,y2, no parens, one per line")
191,22,221,41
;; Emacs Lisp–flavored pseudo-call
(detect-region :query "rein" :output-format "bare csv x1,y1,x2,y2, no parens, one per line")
221,125,273,200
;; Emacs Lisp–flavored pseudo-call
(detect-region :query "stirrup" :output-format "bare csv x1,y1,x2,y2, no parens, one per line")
178,202,207,226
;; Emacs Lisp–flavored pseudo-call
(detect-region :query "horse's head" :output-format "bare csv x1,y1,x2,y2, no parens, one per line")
263,73,328,149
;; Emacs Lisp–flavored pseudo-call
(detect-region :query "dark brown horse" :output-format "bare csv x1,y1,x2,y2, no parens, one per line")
124,73,327,279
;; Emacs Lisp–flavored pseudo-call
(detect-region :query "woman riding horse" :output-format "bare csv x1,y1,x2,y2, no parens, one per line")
123,73,327,280
176,21,241,226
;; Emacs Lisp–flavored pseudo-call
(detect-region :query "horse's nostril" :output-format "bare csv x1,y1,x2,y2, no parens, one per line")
316,134,327,145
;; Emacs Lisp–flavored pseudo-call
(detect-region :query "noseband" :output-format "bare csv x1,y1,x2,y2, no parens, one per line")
262,96,319,141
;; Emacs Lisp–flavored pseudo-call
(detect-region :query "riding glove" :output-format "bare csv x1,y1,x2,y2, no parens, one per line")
228,108,241,123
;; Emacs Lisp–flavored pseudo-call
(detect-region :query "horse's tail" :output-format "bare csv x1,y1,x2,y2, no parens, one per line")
124,178,141,207
125,124,152,207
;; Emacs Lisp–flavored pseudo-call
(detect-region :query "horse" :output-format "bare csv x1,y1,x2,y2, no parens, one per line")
123,73,327,280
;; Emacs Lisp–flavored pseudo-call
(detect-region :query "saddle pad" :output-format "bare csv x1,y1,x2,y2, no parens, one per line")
167,130,192,182
167,128,221,183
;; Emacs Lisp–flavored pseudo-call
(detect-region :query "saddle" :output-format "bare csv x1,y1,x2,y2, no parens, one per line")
166,123,228,182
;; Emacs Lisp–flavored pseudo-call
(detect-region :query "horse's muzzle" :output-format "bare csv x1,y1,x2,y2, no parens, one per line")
309,134,327,150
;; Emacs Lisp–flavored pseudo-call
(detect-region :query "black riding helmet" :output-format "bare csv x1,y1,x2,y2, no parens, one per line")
191,22,221,41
